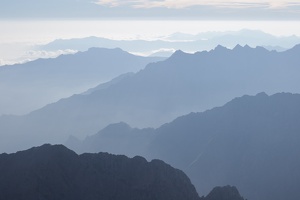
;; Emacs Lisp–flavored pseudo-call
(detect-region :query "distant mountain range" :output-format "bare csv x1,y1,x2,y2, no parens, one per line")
1,44,300,153
0,144,200,200
4,29,296,66
68,92,300,200
39,29,300,56
0,48,163,115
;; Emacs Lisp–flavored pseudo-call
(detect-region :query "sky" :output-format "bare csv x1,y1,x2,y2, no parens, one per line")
0,0,300,65
0,0,300,20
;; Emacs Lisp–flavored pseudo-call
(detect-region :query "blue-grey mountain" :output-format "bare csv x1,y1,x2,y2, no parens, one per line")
66,122,154,158
68,92,300,200
147,92,300,200
0,48,163,115
1,45,300,153
40,30,300,55
201,186,245,200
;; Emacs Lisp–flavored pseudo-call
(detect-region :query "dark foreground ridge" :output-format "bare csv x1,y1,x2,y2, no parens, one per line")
0,144,200,200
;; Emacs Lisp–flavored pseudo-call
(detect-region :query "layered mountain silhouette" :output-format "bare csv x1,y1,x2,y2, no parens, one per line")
0,144,200,200
1,45,300,153
0,48,163,115
68,92,300,200
147,92,300,200
40,30,300,55
66,122,155,158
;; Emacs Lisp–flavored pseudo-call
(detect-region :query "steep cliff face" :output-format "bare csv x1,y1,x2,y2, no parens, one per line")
0,144,200,200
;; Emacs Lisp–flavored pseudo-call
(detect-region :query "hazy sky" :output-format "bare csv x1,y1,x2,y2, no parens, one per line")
1,0,300,20
1,0,300,65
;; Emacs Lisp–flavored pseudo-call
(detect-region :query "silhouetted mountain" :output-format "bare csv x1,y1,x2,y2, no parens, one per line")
0,144,200,200
0,48,163,115
40,30,300,54
68,92,300,200
66,122,155,157
145,92,300,200
202,186,245,200
1,45,300,153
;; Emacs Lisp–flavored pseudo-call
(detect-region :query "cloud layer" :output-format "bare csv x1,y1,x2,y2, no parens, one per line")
95,0,300,9
0,49,78,66
0,0,299,19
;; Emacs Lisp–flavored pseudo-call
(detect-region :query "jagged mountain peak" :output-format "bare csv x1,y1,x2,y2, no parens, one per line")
98,122,132,135
204,185,245,200
213,45,228,51
168,49,189,59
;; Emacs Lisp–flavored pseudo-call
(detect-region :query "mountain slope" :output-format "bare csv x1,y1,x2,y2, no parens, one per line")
68,92,300,200
0,144,200,200
0,47,163,115
66,122,155,157
146,92,300,200
202,185,245,200
203,185,244,200
1,45,300,153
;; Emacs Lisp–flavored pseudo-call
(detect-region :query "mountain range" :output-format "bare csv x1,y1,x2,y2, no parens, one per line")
67,92,300,200
1,44,300,153
4,29,296,66
39,29,300,56
0,48,163,115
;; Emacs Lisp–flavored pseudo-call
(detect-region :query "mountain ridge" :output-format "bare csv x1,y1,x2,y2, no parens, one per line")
1,45,300,153
0,47,163,115
147,92,300,200
66,92,300,200
0,144,200,200
39,29,300,54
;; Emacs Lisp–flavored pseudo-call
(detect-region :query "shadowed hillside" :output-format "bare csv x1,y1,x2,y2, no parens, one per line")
0,144,200,200
69,92,300,200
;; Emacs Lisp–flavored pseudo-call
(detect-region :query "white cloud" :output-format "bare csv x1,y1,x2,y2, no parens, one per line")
95,0,300,9
129,48,176,57
95,0,144,7
17,49,78,64
0,58,18,66
23,49,78,59
0,59,5,66
0,49,78,66
151,48,176,54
